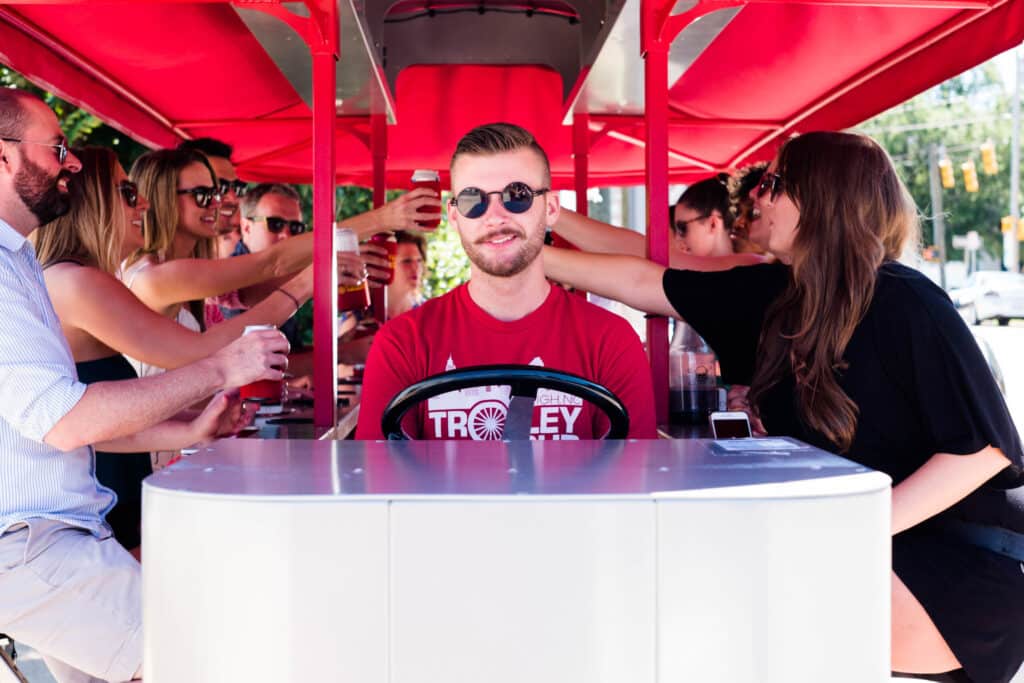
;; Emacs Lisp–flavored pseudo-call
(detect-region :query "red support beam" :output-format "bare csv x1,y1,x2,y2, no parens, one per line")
643,37,671,427
0,7,182,148
370,111,389,323
305,1,340,434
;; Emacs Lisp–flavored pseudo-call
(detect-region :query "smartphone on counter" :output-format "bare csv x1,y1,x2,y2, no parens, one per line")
710,411,753,439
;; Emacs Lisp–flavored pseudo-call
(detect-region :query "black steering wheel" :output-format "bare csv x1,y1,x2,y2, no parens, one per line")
380,364,630,440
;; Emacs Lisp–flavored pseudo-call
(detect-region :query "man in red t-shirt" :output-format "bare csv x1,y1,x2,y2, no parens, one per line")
357,123,656,440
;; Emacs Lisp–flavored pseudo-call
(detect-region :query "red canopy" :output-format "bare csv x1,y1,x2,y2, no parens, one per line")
2,0,1022,189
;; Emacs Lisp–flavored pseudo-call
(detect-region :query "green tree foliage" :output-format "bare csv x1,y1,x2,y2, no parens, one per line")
859,61,1022,264
295,183,469,299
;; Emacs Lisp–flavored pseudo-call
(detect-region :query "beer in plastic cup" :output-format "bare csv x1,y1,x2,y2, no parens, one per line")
410,169,441,229
369,232,396,285
239,324,283,403
335,226,370,311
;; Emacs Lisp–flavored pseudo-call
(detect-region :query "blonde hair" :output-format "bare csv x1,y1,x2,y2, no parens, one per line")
127,148,216,267
33,146,125,275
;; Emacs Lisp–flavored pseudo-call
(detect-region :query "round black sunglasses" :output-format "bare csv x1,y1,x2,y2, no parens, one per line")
450,182,549,219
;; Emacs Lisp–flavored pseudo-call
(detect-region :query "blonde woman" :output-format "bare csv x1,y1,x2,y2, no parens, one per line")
34,147,334,554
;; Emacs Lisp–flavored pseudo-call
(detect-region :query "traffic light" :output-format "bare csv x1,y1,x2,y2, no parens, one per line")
980,141,998,175
939,158,955,189
962,160,979,193
1002,215,1016,234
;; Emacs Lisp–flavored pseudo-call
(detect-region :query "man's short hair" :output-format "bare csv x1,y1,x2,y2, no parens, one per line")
177,137,234,161
0,89,44,139
450,123,551,185
240,182,302,217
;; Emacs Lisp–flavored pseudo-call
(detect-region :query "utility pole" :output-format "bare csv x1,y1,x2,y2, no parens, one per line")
1007,43,1022,272
928,143,948,289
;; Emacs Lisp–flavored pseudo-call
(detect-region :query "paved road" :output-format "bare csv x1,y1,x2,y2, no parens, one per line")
973,324,1024,435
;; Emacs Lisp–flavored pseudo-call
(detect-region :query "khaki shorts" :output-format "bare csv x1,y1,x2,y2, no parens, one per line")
0,519,141,682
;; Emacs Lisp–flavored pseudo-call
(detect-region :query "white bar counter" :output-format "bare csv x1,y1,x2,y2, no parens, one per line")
142,437,891,683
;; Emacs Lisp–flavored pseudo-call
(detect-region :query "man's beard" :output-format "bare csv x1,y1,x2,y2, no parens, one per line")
14,155,71,226
461,227,544,278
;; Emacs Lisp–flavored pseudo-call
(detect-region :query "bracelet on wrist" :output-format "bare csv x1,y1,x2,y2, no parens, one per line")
276,287,301,313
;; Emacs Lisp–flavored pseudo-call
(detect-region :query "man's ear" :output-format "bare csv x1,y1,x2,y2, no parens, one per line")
545,189,560,225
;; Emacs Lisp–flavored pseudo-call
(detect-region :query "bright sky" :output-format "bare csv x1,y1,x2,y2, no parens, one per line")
995,44,1021,90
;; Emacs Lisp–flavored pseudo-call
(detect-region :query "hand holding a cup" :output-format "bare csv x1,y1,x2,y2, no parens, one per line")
212,326,290,390
337,250,369,288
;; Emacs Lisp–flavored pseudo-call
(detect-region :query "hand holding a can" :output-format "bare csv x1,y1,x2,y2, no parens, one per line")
214,325,290,395
377,186,442,232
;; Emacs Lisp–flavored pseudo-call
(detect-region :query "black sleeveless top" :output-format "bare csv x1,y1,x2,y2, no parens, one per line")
76,354,151,551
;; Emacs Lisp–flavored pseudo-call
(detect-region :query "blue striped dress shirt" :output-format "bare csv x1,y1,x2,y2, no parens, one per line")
0,218,113,537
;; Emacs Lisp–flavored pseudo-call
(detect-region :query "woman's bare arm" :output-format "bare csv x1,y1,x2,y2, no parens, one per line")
46,263,311,370
554,208,766,271
542,246,677,317
128,232,313,311
891,447,1011,535
552,208,649,257
338,188,443,239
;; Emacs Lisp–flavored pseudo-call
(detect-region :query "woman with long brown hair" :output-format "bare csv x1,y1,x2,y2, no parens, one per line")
543,131,1024,682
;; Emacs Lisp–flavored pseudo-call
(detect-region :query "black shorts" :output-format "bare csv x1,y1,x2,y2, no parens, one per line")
894,527,1024,683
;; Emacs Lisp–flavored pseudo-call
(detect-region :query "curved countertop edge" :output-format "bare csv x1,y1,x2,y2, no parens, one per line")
142,471,891,504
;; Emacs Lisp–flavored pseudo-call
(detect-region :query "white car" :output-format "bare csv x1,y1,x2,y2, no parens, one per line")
949,271,1024,325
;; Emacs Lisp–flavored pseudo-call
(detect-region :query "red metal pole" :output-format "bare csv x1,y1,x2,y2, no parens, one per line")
370,112,389,322
643,38,671,427
312,49,337,433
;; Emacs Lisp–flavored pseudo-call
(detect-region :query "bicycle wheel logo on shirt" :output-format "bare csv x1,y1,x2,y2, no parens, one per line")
426,356,583,440
468,399,506,440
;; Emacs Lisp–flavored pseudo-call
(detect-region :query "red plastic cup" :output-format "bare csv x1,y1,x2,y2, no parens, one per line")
238,324,283,403
411,169,441,229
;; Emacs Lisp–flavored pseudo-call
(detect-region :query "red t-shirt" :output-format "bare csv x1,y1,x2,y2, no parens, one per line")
357,283,657,440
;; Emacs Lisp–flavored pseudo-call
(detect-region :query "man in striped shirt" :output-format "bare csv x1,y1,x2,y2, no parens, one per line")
0,90,289,682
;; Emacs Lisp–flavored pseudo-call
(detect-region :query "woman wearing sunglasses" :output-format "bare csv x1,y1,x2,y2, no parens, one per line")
30,147,327,556
120,149,316,372
545,131,1024,683
549,174,767,271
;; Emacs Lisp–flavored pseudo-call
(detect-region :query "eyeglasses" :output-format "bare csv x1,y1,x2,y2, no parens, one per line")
250,215,306,236
756,172,784,200
1,136,69,164
674,213,711,235
177,186,221,209
118,180,139,208
218,178,249,198
450,182,550,219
